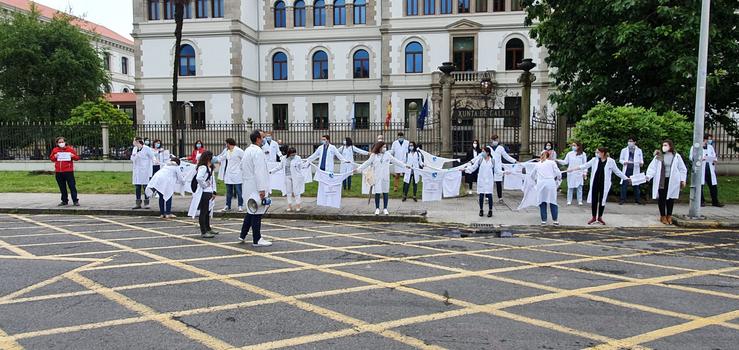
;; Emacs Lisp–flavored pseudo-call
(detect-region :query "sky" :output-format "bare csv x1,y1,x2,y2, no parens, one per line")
33,0,134,39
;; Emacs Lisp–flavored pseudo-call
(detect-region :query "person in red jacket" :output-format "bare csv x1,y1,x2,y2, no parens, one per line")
49,136,80,206
187,140,206,163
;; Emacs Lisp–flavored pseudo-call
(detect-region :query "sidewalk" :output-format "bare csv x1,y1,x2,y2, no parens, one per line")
1,192,736,228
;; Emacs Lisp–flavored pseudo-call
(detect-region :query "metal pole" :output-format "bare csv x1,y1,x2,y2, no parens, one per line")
688,0,711,219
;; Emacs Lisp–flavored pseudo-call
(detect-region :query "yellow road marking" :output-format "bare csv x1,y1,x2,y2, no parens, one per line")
0,239,33,257
0,326,23,350
0,259,109,302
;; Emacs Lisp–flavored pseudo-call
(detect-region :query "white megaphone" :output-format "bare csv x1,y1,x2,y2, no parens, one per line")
246,194,271,215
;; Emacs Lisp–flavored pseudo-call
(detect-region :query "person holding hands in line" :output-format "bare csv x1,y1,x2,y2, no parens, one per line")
619,137,644,205
569,147,630,225
355,142,410,216
557,141,588,205
337,137,369,190
646,140,688,225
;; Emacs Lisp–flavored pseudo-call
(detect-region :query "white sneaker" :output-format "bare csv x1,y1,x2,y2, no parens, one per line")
286,207,292,212
578,201,583,206
220,207,231,212
295,207,301,212
467,190,472,195
498,198,504,203
166,214,177,219
383,209,389,215
541,221,547,226
237,206,244,212
553,221,560,226
253,238,272,247
374,209,380,216
567,202,572,206
237,237,245,244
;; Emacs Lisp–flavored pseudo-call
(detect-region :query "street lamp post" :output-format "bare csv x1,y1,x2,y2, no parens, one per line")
439,62,455,158
689,0,711,219
517,58,536,161
480,71,493,108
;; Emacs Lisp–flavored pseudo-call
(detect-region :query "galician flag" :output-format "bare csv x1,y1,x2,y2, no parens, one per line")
385,100,392,130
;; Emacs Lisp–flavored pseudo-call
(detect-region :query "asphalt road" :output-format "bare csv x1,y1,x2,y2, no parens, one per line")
0,214,737,350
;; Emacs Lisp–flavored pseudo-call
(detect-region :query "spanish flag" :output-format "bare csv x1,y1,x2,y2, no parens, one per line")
385,100,392,130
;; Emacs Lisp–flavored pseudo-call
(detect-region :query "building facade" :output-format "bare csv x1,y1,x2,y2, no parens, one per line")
133,0,551,126
0,0,136,94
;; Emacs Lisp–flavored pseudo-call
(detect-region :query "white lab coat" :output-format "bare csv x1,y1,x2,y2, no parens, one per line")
216,146,245,185
130,146,155,185
689,145,718,185
578,157,629,206
337,145,369,174
241,144,270,198
390,139,410,173
357,152,407,194
152,148,171,166
404,151,424,184
646,153,688,200
465,156,496,194
145,164,187,201
530,160,562,205
472,145,517,181
262,140,282,162
558,151,588,188
270,155,305,196
305,143,348,173
187,165,216,218
619,146,644,184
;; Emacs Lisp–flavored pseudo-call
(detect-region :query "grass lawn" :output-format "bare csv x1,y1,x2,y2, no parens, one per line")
2,171,738,203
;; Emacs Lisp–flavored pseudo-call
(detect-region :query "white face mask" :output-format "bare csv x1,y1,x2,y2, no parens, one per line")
409,146,415,151
144,140,150,145
473,143,478,147
628,142,635,148
342,141,347,145
662,146,670,153
58,142,66,148
545,145,552,150
492,141,499,146
595,152,602,158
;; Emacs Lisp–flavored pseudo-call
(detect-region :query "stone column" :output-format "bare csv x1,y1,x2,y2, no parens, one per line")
286,6,294,28
346,3,353,26
409,102,419,142
326,4,334,26
517,58,536,161
306,5,314,28
101,123,110,160
439,62,455,158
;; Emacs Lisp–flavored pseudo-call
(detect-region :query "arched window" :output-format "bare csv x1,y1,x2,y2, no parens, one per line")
406,0,418,16
272,52,288,80
274,1,286,28
314,0,326,26
505,38,524,70
458,0,470,13
122,87,131,93
405,42,423,73
121,57,129,75
312,51,328,79
353,50,369,79
333,0,346,25
424,0,435,15
440,0,452,14
354,0,366,24
294,1,306,27
179,44,196,76
103,52,110,71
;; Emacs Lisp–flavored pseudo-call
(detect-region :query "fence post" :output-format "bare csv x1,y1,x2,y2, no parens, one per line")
101,123,110,160
409,102,418,142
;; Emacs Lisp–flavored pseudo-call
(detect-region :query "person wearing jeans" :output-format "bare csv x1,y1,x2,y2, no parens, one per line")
217,138,245,212
158,190,173,217
532,151,561,225
646,140,688,225
239,130,273,247
49,137,80,206
619,137,644,205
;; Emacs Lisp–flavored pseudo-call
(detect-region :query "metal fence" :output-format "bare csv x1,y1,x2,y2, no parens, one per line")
0,122,104,160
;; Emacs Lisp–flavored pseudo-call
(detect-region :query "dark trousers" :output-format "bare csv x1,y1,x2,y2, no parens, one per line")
158,191,172,215
198,192,212,234
343,175,352,190
55,172,78,204
495,181,503,199
403,174,418,197
701,166,719,205
591,182,606,218
225,184,244,209
152,165,160,175
478,193,493,210
540,203,559,221
620,182,641,202
135,185,149,201
658,177,675,216
240,214,263,244
374,193,389,209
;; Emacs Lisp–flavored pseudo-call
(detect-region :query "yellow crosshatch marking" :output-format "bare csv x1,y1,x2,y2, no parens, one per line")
0,213,735,350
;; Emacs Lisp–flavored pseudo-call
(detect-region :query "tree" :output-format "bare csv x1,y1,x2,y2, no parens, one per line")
0,5,109,122
171,0,188,156
65,98,134,158
523,0,739,136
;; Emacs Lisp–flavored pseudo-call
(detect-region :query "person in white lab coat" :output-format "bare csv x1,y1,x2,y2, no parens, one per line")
619,137,645,205
337,137,369,191
261,132,282,162
646,140,688,225
188,151,218,238
542,141,558,162
472,134,519,202
151,139,170,176
304,135,350,173
130,137,155,209
216,138,245,212
530,151,562,226
465,146,497,217
464,140,482,195
146,156,185,219
356,142,409,215
270,147,305,212
391,132,409,192
402,141,424,202
239,130,273,247
690,134,723,207
557,141,588,205
569,147,630,225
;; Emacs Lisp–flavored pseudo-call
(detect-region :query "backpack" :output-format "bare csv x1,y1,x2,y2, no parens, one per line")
190,165,212,192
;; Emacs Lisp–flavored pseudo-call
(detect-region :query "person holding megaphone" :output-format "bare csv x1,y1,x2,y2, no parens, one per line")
238,129,273,247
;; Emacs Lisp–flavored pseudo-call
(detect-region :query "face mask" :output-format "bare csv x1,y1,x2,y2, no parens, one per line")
399,137,405,142
343,141,347,146
144,140,150,145
196,144,202,149
381,147,387,153
545,145,552,150
571,146,577,152
628,142,635,148
155,143,161,148
662,146,670,153
473,143,478,147
492,141,499,146
481,151,488,157
409,146,414,151
58,142,66,148
266,137,272,142
321,140,327,145
595,152,602,158
707,139,713,145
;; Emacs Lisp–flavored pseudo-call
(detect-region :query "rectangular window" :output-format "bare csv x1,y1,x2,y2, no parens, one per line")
196,0,209,18
211,0,224,17
163,0,174,19
354,102,370,129
148,0,160,20
103,53,110,71
273,104,288,130
406,0,418,16
314,5,325,26
121,57,128,75
504,96,521,127
191,101,206,128
184,3,192,18
312,103,329,130
404,99,423,129
424,0,435,15
458,0,470,13
440,0,452,14
452,37,475,71
492,0,505,12
476,0,487,12
511,0,524,11
334,4,346,25
354,3,366,24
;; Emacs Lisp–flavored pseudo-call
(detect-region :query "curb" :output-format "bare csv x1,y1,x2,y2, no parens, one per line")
0,208,428,223
672,215,739,229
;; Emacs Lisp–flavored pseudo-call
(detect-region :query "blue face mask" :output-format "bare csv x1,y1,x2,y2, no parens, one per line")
321,140,327,145
266,137,272,142
707,139,713,145
196,144,202,148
